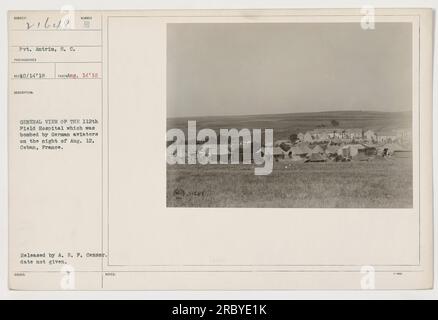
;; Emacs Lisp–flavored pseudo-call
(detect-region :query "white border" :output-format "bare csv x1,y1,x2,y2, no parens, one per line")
0,0,436,300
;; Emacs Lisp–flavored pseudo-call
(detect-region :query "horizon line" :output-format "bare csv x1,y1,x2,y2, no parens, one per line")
167,109,412,120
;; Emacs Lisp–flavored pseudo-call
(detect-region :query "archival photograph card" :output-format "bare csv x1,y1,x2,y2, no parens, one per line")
8,9,433,290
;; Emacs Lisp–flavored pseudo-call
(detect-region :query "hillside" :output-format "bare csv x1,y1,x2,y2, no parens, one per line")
167,110,412,140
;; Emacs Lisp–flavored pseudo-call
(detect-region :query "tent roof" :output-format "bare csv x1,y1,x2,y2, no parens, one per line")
296,142,312,154
311,145,324,153
308,153,326,162
290,146,304,155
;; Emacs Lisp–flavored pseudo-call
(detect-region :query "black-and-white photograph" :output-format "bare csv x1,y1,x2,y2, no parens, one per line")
166,22,413,208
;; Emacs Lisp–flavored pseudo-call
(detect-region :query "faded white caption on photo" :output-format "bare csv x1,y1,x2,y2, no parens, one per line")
361,6,375,30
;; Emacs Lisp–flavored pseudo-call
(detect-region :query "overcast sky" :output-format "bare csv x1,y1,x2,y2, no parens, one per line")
167,23,412,118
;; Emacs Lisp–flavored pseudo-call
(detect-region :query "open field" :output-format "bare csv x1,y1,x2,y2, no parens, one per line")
167,157,413,208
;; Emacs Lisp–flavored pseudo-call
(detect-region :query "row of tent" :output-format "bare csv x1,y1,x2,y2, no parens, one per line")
169,141,410,163
273,141,411,161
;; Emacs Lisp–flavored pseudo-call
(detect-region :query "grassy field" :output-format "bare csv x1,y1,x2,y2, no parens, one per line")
167,157,413,208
